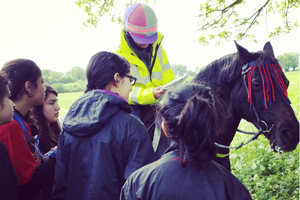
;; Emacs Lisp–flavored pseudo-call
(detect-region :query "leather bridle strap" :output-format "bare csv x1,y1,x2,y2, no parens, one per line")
215,61,274,157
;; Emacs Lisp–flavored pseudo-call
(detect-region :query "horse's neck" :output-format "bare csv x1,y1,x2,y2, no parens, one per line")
216,92,242,146
223,114,241,145
194,55,243,145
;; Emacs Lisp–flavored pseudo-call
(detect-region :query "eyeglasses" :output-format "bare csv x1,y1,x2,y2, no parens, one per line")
122,74,137,86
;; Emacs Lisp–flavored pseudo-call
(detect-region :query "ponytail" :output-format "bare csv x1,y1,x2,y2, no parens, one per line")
177,89,217,169
158,83,225,170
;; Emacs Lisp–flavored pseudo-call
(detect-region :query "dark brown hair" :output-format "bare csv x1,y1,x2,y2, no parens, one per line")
157,83,226,170
0,72,9,106
30,84,61,153
1,59,42,101
85,51,130,93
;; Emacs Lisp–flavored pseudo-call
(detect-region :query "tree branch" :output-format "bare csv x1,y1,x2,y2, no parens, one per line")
285,0,291,30
237,0,271,39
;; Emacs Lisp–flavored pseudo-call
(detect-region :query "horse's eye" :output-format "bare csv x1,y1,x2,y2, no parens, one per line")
252,81,261,90
286,80,290,87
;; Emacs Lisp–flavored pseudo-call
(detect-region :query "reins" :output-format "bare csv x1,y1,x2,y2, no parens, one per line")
215,60,275,157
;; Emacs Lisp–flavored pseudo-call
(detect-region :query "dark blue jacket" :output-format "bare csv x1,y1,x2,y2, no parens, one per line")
121,148,252,200
52,90,157,200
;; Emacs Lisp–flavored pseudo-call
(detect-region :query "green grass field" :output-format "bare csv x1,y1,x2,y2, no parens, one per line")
58,71,299,200
58,92,83,116
286,71,300,118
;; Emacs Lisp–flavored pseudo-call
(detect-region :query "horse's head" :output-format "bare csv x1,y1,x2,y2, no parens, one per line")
233,41,299,152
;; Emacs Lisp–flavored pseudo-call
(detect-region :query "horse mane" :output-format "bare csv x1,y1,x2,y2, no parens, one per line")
192,53,242,89
192,50,278,92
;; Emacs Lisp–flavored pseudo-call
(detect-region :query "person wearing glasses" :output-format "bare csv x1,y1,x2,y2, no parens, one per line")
52,51,157,200
116,3,176,120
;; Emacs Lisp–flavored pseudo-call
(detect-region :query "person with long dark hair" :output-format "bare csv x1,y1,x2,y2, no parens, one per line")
0,59,56,200
30,84,61,154
29,84,61,200
0,72,18,200
120,83,252,200
52,51,157,200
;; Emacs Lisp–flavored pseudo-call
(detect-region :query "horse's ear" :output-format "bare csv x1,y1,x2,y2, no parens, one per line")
263,41,275,57
234,40,256,63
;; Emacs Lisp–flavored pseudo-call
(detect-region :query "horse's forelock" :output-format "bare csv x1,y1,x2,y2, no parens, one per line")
254,50,278,66
247,50,290,109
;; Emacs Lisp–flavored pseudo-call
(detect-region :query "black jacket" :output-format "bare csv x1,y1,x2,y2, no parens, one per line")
52,90,157,200
121,148,252,200
0,141,19,200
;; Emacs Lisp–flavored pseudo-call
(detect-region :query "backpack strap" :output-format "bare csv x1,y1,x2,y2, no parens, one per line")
13,111,28,140
13,111,55,158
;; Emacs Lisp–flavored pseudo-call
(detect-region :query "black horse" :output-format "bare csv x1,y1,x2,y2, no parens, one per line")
142,41,299,171
190,41,299,170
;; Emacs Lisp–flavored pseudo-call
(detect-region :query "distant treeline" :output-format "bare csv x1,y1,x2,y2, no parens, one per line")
44,65,202,93
43,67,87,93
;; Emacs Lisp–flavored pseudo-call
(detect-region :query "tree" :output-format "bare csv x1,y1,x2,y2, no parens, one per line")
67,66,86,81
171,64,187,76
277,52,299,71
75,0,299,45
42,69,64,84
52,83,70,93
58,76,75,84
187,70,196,76
197,0,299,45
42,69,52,77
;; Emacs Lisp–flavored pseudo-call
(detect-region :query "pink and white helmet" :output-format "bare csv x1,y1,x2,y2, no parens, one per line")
123,3,158,45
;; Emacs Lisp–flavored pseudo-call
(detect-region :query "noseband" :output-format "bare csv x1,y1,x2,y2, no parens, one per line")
215,59,275,154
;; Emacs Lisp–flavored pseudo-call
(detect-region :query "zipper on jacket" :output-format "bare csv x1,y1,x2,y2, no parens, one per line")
149,40,162,81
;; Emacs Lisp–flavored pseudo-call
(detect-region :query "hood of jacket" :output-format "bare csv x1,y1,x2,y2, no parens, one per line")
62,90,131,137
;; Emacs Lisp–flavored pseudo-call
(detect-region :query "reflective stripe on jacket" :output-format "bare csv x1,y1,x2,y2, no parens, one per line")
116,29,176,105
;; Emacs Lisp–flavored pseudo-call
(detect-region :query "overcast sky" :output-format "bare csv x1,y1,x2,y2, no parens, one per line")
0,0,299,73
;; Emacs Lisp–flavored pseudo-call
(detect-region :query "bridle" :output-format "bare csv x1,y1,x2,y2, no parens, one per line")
215,60,275,155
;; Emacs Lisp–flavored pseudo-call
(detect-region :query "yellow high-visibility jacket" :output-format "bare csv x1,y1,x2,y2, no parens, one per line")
116,29,176,105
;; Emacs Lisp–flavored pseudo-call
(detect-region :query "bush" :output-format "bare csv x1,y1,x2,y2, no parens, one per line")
58,75,75,84
52,83,70,93
230,120,299,200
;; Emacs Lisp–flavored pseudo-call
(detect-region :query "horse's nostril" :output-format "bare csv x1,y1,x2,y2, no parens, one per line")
280,128,300,143
281,129,293,140
281,129,289,135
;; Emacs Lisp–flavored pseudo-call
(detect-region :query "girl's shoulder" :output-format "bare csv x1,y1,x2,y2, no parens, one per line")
0,119,21,133
0,119,32,140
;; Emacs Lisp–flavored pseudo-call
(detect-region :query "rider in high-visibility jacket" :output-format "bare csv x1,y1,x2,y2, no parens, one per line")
116,3,176,111
116,29,176,105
